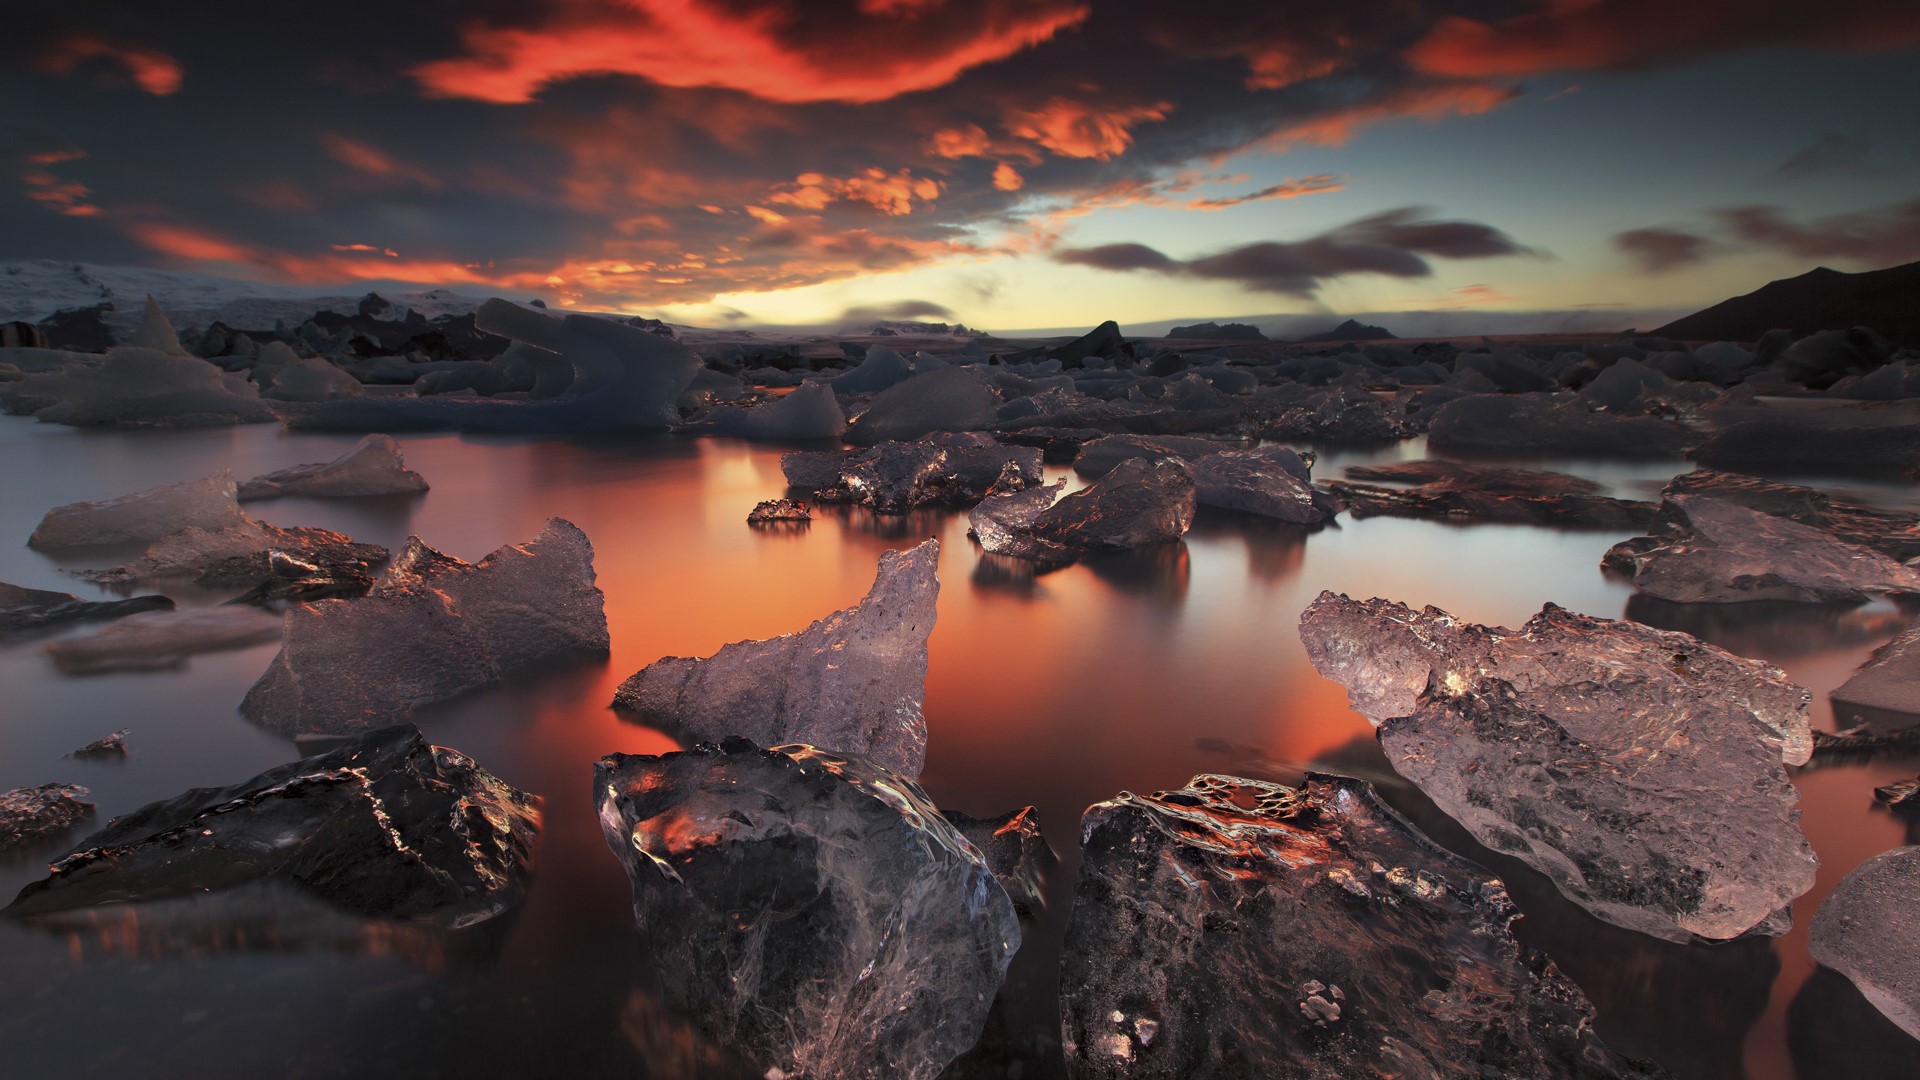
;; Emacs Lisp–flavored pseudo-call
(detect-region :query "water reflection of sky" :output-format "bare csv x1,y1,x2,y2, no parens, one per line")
0,417,1915,1078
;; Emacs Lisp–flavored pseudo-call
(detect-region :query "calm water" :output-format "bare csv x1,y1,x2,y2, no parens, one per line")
0,415,1915,1079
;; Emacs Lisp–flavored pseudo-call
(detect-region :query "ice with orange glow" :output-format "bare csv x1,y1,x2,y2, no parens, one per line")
594,738,1018,1080
1301,592,1819,942
1060,773,1660,1078
613,538,936,778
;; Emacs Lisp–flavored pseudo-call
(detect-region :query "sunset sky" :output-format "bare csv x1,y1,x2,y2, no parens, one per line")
7,1,1919,331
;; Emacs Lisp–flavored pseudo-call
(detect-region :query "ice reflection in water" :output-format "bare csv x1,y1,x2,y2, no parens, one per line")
0,418,1916,1078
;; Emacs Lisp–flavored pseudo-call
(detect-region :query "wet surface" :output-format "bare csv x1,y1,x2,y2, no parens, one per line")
1,417,1916,1078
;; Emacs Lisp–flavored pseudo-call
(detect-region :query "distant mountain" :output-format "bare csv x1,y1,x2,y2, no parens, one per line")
1652,261,1920,345
1296,318,1395,343
1165,321,1265,340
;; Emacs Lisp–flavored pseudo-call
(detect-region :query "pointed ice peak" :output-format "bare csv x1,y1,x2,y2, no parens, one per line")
128,294,186,355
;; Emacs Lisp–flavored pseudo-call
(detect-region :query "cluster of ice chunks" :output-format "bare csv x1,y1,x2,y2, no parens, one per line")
1299,592,1818,942
1,347,276,428
613,539,937,779
1604,494,1920,604
1059,773,1661,1078
241,518,609,737
784,436,1043,515
236,434,429,500
6,725,538,928
594,739,1019,1080
969,457,1196,565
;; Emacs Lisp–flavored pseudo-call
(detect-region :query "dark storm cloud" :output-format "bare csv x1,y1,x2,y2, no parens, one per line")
1614,228,1711,272
1053,208,1533,297
2,0,1914,310
838,300,959,323
1718,200,1920,267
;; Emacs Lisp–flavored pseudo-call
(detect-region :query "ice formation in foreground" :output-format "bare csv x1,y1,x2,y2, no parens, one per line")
595,739,1019,1080
1300,593,1817,942
242,518,609,736
237,434,429,500
613,538,937,779
1059,773,1661,1078
6,725,538,928
1808,846,1920,1039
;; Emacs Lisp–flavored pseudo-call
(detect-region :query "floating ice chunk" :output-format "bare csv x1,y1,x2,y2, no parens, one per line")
1834,625,1920,722
1604,495,1920,604
594,739,1018,1080
612,539,937,778
1,785,94,852
128,295,187,355
1326,460,1655,529
260,355,363,402
84,519,388,590
69,730,129,759
45,606,282,674
30,470,251,548
2,348,275,428
1061,773,1660,1078
1659,472,1920,560
1033,456,1195,552
6,725,538,927
845,368,999,444
1072,434,1224,479
747,498,810,524
781,448,852,492
1189,447,1329,524
700,380,847,440
237,435,429,500
1300,592,1817,941
1808,846,1920,1039
241,519,609,737
829,344,914,394
0,582,173,632
968,479,1070,564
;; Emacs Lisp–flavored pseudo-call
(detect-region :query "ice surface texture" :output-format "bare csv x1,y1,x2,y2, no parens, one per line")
970,457,1196,563
1809,846,1920,1039
940,807,1057,920
6,725,538,928
0,785,94,852
283,298,701,432
1187,446,1329,524
1059,773,1662,1079
30,470,251,548
613,539,936,778
1604,495,1920,604
1328,460,1656,529
1834,625,1920,720
1300,593,1817,942
242,518,609,736
237,435,429,500
595,739,1019,1080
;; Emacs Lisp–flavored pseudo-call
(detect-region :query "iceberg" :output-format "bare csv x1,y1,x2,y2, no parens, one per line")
236,435,429,500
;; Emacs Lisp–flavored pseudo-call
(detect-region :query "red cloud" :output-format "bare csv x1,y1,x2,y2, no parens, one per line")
20,150,100,217
768,168,942,216
1003,98,1171,161
1408,2,1920,77
412,0,1089,104
992,162,1024,191
38,35,183,95
1266,82,1518,149
320,135,443,191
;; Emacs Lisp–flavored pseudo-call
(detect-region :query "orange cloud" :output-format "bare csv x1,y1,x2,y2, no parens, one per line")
1265,82,1517,149
1003,98,1171,160
413,0,1089,105
330,243,401,257
21,151,100,217
768,168,942,216
1242,44,1344,90
1187,174,1345,210
320,135,443,190
1408,3,1920,77
992,162,1024,191
38,35,183,95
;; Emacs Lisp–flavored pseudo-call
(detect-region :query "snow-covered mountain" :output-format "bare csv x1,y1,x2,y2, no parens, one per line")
0,260,501,339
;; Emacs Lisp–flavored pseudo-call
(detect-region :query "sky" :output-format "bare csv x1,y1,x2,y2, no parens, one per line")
5,0,1919,332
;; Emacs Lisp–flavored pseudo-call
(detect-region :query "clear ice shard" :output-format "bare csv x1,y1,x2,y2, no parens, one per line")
1604,495,1920,604
241,518,609,737
46,606,282,674
236,434,429,500
30,470,252,548
612,538,937,779
594,739,1019,1080
1808,846,1920,1040
1299,592,1817,942
940,806,1057,920
6,725,538,928
1030,457,1194,553
1059,773,1664,1079
968,479,1070,564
